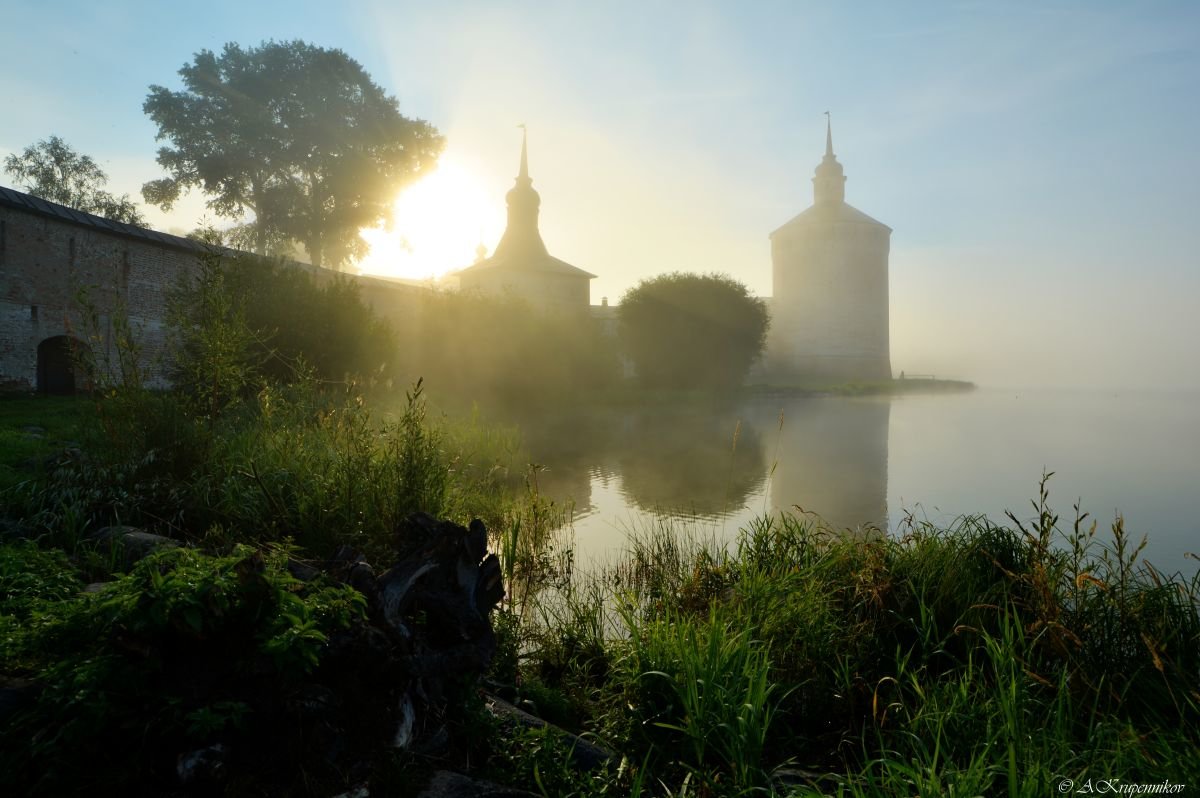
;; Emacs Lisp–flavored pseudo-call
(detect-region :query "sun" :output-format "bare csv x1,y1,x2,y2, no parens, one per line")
358,154,500,281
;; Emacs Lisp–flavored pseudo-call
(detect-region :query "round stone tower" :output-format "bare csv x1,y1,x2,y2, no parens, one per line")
768,117,892,381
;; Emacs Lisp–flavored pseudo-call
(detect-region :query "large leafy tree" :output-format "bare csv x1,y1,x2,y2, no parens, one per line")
3,136,146,224
143,40,444,269
618,272,769,390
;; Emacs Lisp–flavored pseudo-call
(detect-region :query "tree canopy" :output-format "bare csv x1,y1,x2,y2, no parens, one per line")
618,272,769,390
3,136,145,225
143,40,444,269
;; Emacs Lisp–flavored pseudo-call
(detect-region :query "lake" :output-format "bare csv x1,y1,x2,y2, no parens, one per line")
508,388,1200,575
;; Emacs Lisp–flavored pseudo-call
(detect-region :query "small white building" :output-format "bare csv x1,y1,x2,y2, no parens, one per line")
768,119,892,381
455,132,595,313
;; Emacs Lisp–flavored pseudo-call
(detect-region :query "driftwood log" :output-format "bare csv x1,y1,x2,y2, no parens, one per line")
329,512,505,753
171,512,507,792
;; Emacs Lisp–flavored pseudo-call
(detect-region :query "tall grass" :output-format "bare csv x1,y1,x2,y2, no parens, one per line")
4,377,1196,795
3,378,531,568
492,482,1199,796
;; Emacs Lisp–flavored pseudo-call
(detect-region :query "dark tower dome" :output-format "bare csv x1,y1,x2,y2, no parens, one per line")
494,127,549,259
452,127,596,312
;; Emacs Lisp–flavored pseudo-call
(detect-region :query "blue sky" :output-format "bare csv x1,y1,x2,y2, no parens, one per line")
2,1,1198,389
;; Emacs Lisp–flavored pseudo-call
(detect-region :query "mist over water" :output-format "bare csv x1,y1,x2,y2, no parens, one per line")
508,389,1200,575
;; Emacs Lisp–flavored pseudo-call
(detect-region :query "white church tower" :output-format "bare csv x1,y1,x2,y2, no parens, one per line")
768,116,892,381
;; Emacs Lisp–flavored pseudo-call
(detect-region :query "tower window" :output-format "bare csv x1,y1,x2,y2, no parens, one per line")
30,305,38,322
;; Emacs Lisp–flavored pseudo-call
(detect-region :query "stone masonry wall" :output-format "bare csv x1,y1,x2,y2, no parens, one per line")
0,194,432,393
0,203,205,391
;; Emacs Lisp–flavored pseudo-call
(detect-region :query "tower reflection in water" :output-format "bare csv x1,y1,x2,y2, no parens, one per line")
746,397,890,536
519,397,891,550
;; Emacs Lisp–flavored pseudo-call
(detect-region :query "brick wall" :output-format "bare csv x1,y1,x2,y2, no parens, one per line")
0,190,434,393
0,202,204,391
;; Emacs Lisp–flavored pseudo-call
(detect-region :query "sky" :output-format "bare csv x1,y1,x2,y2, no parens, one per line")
2,0,1198,390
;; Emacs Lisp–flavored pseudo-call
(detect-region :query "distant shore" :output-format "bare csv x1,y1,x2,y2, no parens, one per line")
744,376,976,399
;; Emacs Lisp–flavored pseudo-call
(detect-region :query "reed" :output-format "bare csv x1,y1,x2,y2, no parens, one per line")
493,485,1199,796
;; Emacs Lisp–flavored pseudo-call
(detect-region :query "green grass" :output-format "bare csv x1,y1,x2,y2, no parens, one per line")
0,396,90,492
0,380,536,564
490,491,1199,797
2,383,1195,797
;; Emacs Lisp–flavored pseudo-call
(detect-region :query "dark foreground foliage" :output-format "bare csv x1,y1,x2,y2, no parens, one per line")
0,543,368,794
0,510,507,797
1,370,1195,795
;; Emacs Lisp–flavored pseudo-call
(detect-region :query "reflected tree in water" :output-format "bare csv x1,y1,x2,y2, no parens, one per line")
617,407,766,517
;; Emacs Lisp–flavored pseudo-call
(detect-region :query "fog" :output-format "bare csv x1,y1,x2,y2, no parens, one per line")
359,2,1200,392
3,2,1197,391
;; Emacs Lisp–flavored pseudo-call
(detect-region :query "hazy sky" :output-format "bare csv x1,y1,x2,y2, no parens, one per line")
2,1,1198,390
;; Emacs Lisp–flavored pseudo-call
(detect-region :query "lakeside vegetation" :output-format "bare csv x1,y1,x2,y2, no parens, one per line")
1,380,1196,794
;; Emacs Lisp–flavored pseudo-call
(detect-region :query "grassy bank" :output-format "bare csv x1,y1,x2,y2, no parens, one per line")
0,383,534,562
1,389,1195,795
0,396,90,493
491,494,1198,796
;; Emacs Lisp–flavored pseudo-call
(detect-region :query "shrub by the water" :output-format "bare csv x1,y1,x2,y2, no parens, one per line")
618,272,769,391
397,288,621,410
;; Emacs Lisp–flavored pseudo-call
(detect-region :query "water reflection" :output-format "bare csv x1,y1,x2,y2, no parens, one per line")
489,391,1198,574
616,406,765,516
511,403,767,519
746,397,890,534
504,396,891,537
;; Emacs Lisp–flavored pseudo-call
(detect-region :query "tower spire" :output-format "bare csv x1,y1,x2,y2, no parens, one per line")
813,112,845,205
518,124,529,183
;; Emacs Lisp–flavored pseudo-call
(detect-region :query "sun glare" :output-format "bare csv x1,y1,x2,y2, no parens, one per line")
358,155,499,281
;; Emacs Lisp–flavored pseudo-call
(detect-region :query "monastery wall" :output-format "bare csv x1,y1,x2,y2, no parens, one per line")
0,199,201,390
0,189,426,393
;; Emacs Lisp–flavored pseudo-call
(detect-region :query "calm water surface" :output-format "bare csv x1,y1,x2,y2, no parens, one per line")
512,389,1200,574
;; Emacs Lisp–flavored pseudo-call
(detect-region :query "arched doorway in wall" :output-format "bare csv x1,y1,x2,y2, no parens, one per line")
37,336,89,395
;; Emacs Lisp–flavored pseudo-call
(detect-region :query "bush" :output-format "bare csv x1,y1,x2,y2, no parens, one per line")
0,544,366,795
171,252,397,393
618,272,768,391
